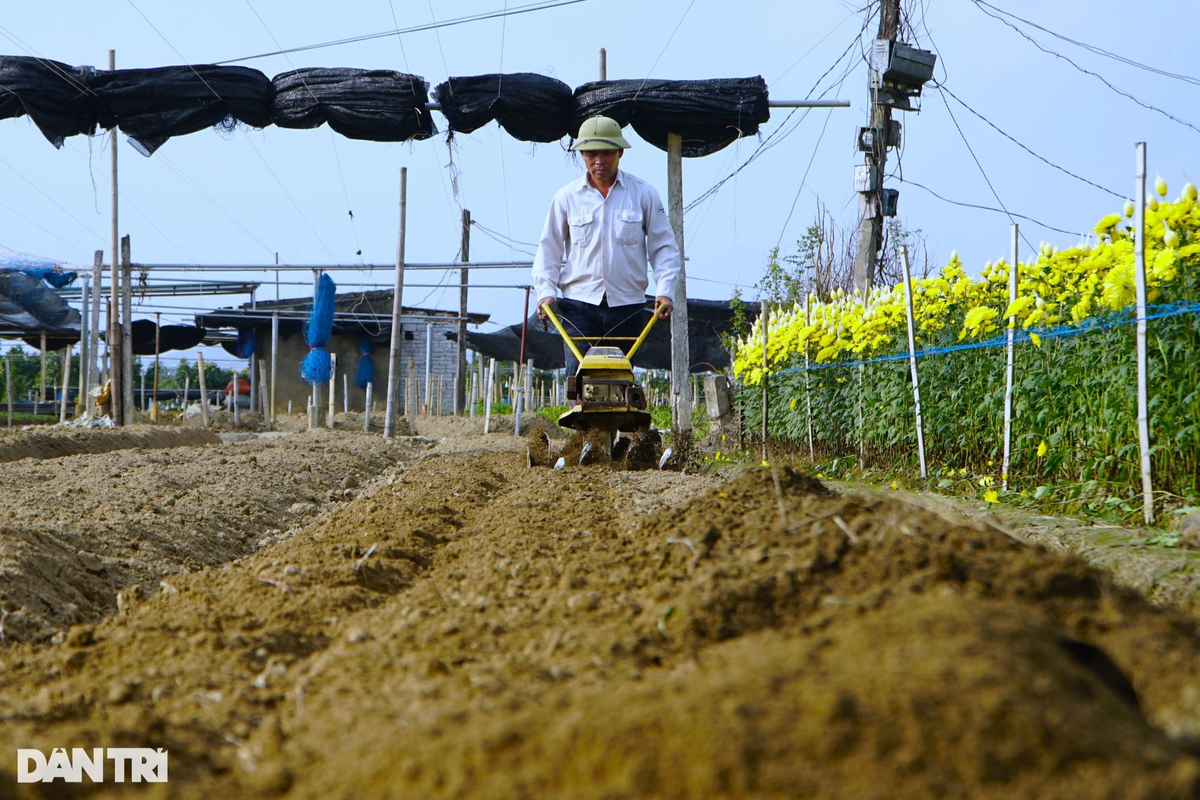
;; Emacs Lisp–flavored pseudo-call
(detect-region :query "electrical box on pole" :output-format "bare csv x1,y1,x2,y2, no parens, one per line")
852,0,935,293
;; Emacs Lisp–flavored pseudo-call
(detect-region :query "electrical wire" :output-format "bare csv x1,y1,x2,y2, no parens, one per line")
215,0,589,65
897,176,1077,236
243,0,364,262
972,0,1200,88
632,0,699,101
937,89,1036,253
970,0,1200,136
684,21,868,214
933,82,1126,201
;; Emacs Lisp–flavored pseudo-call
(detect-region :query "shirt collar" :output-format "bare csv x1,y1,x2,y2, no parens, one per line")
574,168,625,193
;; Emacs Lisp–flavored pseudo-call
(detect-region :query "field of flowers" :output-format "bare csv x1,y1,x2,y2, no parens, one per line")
733,180,1200,517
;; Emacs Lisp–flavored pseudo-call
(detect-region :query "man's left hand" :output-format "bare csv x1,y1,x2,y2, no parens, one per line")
654,296,674,318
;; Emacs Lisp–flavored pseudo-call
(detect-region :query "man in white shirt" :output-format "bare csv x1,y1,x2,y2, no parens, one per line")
531,115,681,375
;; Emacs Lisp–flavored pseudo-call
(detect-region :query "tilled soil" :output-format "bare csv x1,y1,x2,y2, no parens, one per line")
4,427,1200,798
0,427,405,643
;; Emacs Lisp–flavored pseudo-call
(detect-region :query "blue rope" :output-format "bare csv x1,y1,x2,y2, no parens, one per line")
355,336,375,389
299,273,336,385
768,301,1200,376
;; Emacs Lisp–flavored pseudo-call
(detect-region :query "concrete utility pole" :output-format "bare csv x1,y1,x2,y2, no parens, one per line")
852,0,900,294
109,49,123,425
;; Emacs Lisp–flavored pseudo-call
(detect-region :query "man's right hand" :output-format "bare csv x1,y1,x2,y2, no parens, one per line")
536,297,556,320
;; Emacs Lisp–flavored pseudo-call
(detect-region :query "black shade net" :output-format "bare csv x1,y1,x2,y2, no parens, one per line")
573,77,770,157
0,56,98,147
91,65,273,156
271,68,436,142
433,73,573,143
466,299,739,372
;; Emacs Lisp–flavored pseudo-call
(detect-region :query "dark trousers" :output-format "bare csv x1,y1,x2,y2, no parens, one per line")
555,297,646,375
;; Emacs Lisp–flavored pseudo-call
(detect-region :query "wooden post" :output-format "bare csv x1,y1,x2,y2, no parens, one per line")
232,368,240,428
599,47,606,81
666,132,692,432
1134,143,1154,524
59,349,70,423
140,362,146,416
456,208,470,415
384,167,407,438
108,49,122,427
437,374,443,416
469,372,478,418
899,247,927,478
1001,227,1018,490
183,376,189,413
364,382,373,432
151,311,160,422
327,352,337,428
270,311,279,425
761,301,769,463
121,235,133,426
196,352,210,428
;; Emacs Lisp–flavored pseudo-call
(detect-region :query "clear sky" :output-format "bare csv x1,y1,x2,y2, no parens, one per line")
1,0,1195,369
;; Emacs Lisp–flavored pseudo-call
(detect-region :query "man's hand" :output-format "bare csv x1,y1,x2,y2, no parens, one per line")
537,296,557,320
654,296,674,318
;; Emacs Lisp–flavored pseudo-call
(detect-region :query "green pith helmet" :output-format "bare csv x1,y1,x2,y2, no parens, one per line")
570,115,631,151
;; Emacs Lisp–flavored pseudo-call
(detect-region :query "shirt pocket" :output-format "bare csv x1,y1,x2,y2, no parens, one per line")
568,212,594,249
615,208,644,246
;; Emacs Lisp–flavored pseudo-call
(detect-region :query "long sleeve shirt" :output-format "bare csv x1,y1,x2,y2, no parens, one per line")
531,169,681,307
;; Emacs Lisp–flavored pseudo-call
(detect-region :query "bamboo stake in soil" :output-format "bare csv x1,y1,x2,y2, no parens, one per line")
196,353,210,428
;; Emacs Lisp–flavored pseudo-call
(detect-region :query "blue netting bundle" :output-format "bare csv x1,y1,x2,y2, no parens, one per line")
235,327,256,358
356,336,375,388
299,273,336,385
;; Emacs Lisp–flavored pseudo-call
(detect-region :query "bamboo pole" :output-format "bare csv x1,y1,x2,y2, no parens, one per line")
1001,226,1018,491
88,250,102,418
5,353,11,428
484,358,496,434
343,373,348,414
109,49,122,427
469,372,478,418
196,352,210,427
1134,142,1154,524
424,321,433,412
259,362,269,418
233,368,240,428
327,352,337,429
78,276,88,416
270,311,279,425
38,333,46,413
384,167,407,438
121,235,133,426
59,349,70,423
456,208,470,415
151,311,161,422
899,246,927,478
761,301,769,463
364,382,373,432
804,297,815,463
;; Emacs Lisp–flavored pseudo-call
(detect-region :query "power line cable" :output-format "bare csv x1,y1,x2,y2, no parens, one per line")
937,89,1036,253
632,0,699,101
215,0,589,65
897,176,1077,236
969,0,1200,136
123,0,342,264
973,0,1200,88
934,82,1126,201
243,0,364,261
